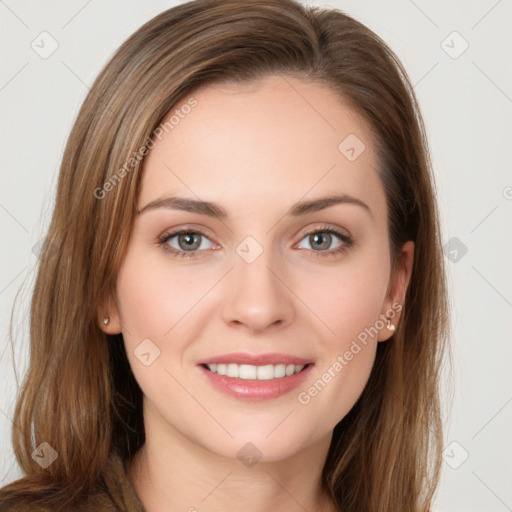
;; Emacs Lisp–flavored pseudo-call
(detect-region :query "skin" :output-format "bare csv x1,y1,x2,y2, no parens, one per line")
100,74,414,512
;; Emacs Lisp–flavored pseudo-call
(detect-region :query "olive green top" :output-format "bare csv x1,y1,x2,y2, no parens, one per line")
1,453,146,511
85,452,145,511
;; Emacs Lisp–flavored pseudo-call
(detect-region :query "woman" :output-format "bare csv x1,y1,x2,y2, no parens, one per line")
0,0,449,510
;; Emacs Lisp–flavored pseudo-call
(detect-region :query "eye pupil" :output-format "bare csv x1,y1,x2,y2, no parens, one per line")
179,233,201,250
310,232,331,251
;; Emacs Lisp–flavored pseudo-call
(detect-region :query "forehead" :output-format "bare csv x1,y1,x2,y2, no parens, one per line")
138,75,385,219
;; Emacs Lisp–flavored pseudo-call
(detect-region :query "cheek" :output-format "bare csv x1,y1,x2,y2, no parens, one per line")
115,248,211,343
114,249,208,405
301,255,390,347
292,252,389,422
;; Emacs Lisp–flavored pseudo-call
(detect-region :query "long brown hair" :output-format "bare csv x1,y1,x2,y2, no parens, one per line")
0,1,449,510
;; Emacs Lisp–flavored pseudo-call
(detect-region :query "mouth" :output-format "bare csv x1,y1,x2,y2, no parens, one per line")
196,354,314,401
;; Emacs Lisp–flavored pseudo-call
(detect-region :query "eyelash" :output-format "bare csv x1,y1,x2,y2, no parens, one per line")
157,224,354,259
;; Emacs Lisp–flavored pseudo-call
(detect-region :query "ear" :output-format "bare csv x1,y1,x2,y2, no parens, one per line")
98,293,123,335
377,240,414,342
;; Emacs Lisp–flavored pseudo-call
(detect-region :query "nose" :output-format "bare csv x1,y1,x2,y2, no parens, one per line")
221,249,295,334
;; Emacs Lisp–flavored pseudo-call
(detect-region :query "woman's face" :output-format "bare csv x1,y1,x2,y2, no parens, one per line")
105,75,413,462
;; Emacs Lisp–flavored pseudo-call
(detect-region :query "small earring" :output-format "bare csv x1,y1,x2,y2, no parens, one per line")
103,315,110,326
386,318,395,331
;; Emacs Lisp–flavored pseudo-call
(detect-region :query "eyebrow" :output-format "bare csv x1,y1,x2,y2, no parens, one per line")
137,193,372,219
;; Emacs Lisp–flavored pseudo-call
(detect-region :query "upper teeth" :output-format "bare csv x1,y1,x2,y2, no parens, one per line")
206,363,305,380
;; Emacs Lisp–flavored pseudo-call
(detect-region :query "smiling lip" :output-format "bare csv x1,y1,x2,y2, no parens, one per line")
196,352,313,366
196,352,314,401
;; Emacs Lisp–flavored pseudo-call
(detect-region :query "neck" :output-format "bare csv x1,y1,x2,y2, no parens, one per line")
126,402,338,512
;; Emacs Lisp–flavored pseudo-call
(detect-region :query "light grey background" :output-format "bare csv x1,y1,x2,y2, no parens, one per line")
1,1,511,510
